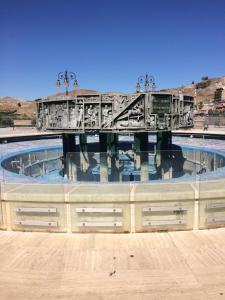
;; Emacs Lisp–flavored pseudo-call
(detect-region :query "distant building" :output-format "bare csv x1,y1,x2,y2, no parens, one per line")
194,103,214,116
214,88,225,102
215,103,225,112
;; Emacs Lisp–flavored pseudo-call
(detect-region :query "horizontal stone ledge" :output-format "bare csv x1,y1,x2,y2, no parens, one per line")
15,220,58,227
206,203,225,210
15,207,57,213
76,208,122,213
206,216,225,223
143,219,186,226
77,221,122,227
142,206,187,212
3,193,66,202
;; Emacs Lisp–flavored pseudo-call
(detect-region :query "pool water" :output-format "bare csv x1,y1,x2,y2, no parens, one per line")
1,135,225,183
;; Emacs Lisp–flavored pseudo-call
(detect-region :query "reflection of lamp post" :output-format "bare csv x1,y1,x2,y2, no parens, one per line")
194,87,198,108
136,73,156,93
56,69,78,95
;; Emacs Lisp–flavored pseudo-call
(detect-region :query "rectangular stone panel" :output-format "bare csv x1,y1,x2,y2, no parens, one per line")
199,180,225,199
10,202,67,232
71,202,130,233
2,183,75,202
199,199,225,229
134,183,195,201
69,184,131,203
135,200,194,232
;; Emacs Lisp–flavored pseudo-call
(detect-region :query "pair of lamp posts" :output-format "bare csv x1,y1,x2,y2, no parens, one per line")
56,70,156,95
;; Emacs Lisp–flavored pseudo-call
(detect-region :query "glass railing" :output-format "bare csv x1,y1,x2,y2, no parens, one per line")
1,147,225,183
61,148,225,183
0,144,225,231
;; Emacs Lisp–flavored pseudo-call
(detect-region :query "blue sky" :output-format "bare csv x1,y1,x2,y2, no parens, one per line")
0,0,225,99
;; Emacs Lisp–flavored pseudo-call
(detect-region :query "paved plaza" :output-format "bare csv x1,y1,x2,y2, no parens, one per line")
0,229,225,299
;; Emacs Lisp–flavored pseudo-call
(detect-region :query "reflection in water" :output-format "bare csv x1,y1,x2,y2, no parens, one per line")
2,140,225,183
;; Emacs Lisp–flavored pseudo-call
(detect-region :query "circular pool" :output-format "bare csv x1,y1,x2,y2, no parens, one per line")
1,133,225,234
1,135,225,183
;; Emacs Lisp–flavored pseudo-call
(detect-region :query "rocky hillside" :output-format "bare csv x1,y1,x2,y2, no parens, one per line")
1,77,225,118
163,76,225,104
0,97,36,118
46,89,98,99
0,89,98,118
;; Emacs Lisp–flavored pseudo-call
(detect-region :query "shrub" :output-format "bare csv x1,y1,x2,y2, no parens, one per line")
198,102,203,109
0,116,14,127
31,117,36,126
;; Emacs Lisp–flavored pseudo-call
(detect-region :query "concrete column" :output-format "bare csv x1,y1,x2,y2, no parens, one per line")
107,133,119,182
134,132,149,182
99,133,119,182
62,133,77,180
99,133,108,182
156,131,172,179
79,134,89,173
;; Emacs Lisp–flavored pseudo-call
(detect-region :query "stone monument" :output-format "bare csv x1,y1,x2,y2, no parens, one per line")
36,87,194,181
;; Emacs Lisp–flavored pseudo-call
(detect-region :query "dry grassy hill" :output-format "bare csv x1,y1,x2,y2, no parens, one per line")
163,76,225,104
0,89,98,118
0,97,36,118
46,89,98,99
1,77,225,118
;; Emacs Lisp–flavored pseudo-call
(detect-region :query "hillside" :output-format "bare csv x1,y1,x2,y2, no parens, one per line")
0,97,36,118
46,89,98,99
163,76,225,104
1,76,225,118
0,89,98,118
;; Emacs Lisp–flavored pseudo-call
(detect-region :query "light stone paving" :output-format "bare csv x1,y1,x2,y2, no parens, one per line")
0,229,225,299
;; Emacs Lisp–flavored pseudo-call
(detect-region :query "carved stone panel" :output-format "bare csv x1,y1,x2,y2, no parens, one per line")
36,92,194,132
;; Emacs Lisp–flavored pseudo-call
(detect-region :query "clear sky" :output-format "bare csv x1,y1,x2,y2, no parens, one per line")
1,0,225,99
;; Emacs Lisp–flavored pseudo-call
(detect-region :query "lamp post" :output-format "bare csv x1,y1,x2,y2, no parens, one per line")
136,73,156,93
56,69,78,95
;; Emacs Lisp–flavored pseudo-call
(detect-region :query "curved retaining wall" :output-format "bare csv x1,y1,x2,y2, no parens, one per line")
1,180,225,233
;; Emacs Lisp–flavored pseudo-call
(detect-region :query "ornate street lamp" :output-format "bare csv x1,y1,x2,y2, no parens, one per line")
136,73,156,93
56,69,78,95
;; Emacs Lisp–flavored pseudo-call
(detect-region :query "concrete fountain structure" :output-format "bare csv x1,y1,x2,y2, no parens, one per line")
2,86,225,234
35,91,194,181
